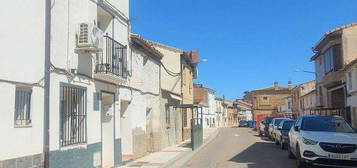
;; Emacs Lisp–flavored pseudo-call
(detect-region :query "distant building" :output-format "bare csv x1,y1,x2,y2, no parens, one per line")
194,84,216,128
250,82,291,120
311,23,357,122
291,80,316,118
234,99,253,121
345,59,357,129
277,96,293,118
215,97,229,127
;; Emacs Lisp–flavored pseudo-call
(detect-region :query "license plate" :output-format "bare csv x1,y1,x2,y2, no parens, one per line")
327,153,351,160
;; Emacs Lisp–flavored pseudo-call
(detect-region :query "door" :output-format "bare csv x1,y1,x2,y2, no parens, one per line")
101,92,115,168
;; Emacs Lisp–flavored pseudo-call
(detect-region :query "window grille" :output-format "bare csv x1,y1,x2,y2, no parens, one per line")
14,87,32,126
60,85,87,146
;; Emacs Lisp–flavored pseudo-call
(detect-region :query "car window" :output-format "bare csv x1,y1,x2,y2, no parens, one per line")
301,117,355,133
274,119,284,126
282,121,294,130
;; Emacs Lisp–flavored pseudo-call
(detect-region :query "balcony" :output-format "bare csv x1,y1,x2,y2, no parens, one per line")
94,35,127,84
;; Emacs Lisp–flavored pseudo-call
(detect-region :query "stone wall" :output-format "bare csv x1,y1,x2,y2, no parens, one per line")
0,153,44,168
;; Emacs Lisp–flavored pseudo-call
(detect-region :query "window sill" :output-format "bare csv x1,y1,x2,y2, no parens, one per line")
60,143,87,151
14,124,32,128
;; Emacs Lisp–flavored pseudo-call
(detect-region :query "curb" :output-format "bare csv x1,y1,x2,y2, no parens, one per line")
162,128,221,168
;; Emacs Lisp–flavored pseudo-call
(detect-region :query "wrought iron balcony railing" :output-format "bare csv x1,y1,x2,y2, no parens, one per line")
95,35,127,79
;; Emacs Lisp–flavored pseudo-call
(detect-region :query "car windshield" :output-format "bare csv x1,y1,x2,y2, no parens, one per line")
240,120,247,123
264,117,274,124
282,121,294,130
274,119,284,126
301,117,355,133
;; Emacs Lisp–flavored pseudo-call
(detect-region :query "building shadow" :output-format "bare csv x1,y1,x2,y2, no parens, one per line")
179,141,192,149
228,142,295,168
253,135,272,142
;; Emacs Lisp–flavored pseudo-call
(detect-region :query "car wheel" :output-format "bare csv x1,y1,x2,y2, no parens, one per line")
275,138,279,145
280,138,285,150
287,143,295,159
296,145,306,168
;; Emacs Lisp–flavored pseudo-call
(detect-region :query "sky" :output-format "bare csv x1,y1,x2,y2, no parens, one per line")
130,0,357,100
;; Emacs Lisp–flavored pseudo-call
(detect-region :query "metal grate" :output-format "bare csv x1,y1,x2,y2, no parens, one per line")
79,24,89,44
95,34,127,78
14,87,32,126
60,85,87,146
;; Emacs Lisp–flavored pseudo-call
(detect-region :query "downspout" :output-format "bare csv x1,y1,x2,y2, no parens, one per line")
44,0,51,167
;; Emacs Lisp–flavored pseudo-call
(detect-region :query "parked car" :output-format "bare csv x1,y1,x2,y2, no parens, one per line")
288,115,357,168
269,118,286,140
259,116,276,136
239,120,248,127
275,119,295,149
249,120,256,128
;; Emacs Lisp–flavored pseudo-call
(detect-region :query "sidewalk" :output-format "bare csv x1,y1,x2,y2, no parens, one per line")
122,127,219,168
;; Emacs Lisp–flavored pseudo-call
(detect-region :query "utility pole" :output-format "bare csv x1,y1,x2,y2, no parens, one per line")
44,0,51,167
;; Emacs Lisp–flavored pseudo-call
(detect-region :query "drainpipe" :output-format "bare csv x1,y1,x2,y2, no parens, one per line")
44,0,51,167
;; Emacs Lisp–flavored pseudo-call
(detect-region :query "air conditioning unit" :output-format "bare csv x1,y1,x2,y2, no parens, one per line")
76,23,103,52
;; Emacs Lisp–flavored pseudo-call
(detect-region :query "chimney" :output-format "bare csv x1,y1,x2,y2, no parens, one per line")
288,81,292,89
274,81,279,90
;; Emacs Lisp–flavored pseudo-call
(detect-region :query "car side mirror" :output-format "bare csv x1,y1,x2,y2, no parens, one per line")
294,126,299,132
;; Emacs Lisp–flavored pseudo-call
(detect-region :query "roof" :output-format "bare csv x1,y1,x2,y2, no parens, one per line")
194,83,216,93
250,85,291,95
311,23,357,60
301,89,316,97
145,40,183,53
343,58,357,71
292,80,315,90
131,34,164,59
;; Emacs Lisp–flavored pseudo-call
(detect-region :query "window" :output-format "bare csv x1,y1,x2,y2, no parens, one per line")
60,84,87,146
288,101,291,109
319,86,323,105
324,47,334,74
183,108,188,127
14,86,32,126
348,71,353,90
165,104,170,124
261,96,269,104
323,44,342,74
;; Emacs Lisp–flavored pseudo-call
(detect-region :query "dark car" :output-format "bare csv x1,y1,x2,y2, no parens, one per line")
260,116,276,136
239,120,248,127
270,118,288,141
275,119,294,149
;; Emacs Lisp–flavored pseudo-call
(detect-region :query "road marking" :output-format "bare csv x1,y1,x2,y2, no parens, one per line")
234,134,239,137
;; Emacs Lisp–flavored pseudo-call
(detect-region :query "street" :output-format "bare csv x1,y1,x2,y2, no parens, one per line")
184,127,296,168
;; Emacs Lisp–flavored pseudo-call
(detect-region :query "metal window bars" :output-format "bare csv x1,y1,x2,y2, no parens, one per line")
95,34,127,78
14,87,32,126
60,85,87,146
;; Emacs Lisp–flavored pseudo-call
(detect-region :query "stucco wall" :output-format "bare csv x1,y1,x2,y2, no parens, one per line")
0,0,46,163
154,45,182,95
342,26,357,65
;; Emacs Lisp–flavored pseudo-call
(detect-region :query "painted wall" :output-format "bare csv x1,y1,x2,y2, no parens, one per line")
153,44,182,95
120,46,161,159
0,0,45,163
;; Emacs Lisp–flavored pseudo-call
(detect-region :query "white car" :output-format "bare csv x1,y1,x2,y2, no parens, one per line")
288,115,357,168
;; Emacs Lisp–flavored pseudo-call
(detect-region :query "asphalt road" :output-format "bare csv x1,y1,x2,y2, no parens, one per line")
183,127,296,168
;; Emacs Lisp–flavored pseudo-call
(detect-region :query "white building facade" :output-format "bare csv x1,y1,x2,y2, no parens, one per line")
0,0,130,168
345,61,357,129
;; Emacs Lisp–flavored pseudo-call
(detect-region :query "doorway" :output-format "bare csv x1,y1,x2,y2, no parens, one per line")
101,92,115,168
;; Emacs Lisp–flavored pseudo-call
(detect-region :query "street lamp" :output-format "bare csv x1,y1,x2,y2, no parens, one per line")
294,69,316,74
199,58,208,63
